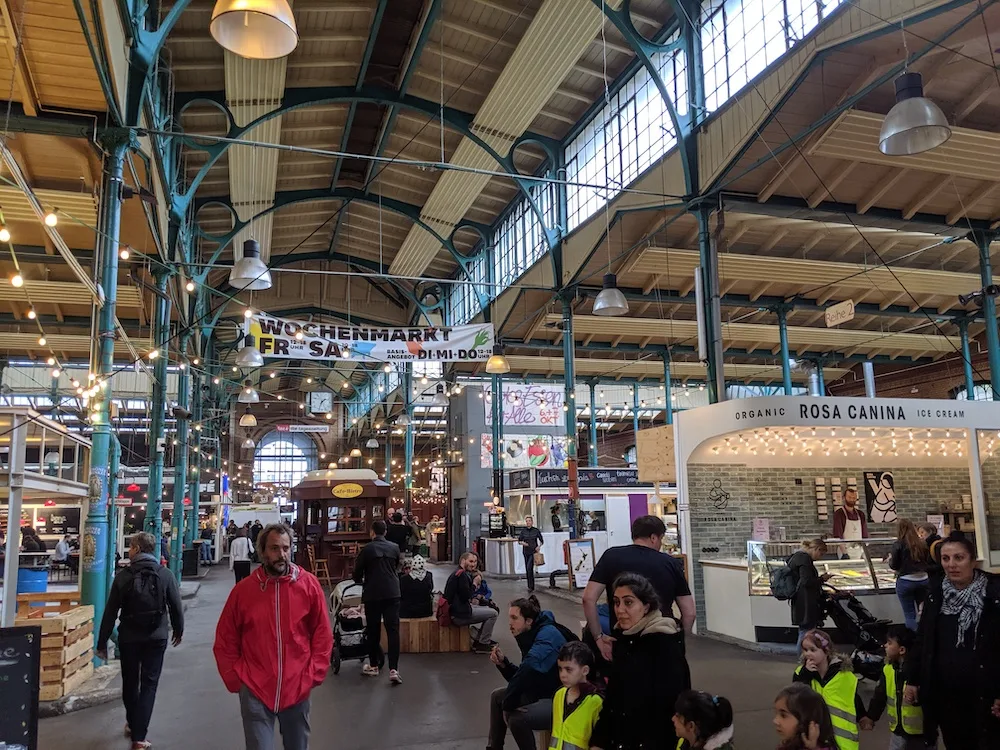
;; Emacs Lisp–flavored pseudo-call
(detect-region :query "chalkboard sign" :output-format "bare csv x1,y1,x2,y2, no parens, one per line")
535,469,569,487
506,470,532,491
578,468,651,488
0,626,41,750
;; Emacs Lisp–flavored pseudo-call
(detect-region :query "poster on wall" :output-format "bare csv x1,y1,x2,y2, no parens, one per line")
249,313,494,363
484,383,565,429
567,538,596,590
864,470,898,523
480,434,568,469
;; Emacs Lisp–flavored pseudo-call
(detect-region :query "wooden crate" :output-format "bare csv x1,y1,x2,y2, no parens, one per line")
16,590,82,617
380,617,472,653
15,605,94,701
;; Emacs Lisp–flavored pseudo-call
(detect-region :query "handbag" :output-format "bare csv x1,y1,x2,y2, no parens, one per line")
533,551,545,566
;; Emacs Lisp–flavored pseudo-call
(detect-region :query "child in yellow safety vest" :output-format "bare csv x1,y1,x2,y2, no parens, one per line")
793,628,869,750
860,625,934,749
550,641,603,750
672,690,735,749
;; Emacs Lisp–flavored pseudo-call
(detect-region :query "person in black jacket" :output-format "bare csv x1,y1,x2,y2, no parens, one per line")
788,538,832,649
96,532,184,750
398,554,434,618
443,551,498,652
487,595,569,750
904,533,1000,750
889,519,930,631
352,519,403,683
590,573,691,750
517,516,543,592
385,512,410,552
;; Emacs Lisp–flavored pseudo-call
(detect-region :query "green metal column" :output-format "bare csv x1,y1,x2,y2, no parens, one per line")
973,230,1000,399
662,354,673,425
815,361,825,396
562,295,579,540
188,372,203,547
959,319,976,399
777,307,793,395
696,205,723,403
384,431,392,482
403,363,414,511
106,437,121,595
491,374,502,499
588,382,598,466
632,386,640,437
144,271,171,548
169,341,190,581
81,133,129,649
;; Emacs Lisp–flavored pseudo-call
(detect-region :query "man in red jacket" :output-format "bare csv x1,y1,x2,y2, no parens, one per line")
213,523,332,750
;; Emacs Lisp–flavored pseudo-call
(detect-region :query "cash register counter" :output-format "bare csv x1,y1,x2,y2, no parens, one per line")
700,539,904,644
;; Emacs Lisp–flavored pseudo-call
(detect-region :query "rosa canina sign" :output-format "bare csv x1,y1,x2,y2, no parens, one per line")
249,313,494,363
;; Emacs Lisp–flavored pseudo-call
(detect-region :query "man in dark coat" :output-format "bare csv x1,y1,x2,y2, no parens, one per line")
352,520,402,683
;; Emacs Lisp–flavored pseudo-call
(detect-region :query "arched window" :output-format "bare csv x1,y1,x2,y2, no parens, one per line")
955,384,992,402
254,431,318,490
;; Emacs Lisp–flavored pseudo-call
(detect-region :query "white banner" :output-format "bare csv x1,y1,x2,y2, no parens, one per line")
250,314,494,364
484,383,565,428
276,424,330,433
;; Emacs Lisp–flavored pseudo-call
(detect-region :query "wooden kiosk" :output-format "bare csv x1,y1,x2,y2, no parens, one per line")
292,469,391,581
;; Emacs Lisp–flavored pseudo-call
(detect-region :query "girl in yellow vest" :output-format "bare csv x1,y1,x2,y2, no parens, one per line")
792,629,867,750
774,683,839,750
672,690,735,749
550,641,602,750
860,625,930,749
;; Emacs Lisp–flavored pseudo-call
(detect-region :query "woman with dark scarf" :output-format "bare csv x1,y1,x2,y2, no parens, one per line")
905,532,1000,749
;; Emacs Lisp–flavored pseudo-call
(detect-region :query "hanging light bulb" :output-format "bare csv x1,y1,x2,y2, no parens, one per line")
235,334,264,368
228,239,273,290
119,246,130,260
44,209,58,227
26,307,35,319
592,273,629,316
10,273,23,287
0,225,10,243
185,280,196,293
148,349,160,360
485,344,510,374
38,335,46,346
879,72,951,156
239,407,257,427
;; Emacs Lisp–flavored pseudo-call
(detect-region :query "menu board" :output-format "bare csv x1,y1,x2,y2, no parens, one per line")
35,508,81,536
0,626,41,750
530,468,652,489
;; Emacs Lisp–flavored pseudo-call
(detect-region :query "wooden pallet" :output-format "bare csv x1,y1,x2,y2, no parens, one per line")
15,605,95,701
380,616,471,653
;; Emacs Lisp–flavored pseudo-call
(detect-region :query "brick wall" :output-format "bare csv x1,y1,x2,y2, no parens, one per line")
829,350,986,399
687,462,973,628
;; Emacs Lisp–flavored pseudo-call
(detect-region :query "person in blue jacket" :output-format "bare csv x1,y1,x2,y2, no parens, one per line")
487,595,576,750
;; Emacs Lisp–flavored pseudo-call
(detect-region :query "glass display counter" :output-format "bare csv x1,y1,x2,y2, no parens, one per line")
700,538,903,645
747,539,898,596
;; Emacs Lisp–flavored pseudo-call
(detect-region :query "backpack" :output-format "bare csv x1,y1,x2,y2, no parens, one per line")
123,566,167,630
436,595,452,627
769,563,799,601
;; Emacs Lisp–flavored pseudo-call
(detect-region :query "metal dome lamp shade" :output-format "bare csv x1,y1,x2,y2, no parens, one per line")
432,385,449,407
239,407,257,428
592,273,629,316
235,334,264,368
243,435,255,449
878,72,952,156
366,438,379,449
229,239,273,291
485,344,510,375
396,412,411,427
210,0,298,60
238,380,259,403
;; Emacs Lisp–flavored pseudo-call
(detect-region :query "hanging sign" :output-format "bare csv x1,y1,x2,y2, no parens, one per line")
825,299,855,327
249,313,494,363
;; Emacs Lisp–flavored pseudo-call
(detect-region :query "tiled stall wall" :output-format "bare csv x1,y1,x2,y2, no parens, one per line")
687,463,973,630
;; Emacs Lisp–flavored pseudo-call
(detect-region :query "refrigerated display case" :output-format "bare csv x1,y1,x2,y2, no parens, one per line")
747,539,898,596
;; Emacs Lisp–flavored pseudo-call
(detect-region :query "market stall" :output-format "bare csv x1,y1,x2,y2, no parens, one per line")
292,468,391,580
673,395,1000,646
486,467,659,577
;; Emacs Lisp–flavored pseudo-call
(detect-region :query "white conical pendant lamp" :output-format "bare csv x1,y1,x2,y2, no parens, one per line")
235,334,264,368
592,273,629,316
210,0,298,60
229,239,273,291
878,72,951,156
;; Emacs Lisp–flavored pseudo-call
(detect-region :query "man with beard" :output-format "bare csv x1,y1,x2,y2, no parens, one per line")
214,524,332,750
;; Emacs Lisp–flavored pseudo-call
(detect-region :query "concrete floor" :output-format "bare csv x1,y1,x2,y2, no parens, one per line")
40,564,895,749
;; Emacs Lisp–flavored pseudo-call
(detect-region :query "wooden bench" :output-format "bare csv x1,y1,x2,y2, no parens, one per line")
380,616,471,653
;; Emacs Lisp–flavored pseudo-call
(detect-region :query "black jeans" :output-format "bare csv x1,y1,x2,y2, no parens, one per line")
523,552,535,591
119,640,167,743
365,597,400,671
234,561,252,584
488,687,552,750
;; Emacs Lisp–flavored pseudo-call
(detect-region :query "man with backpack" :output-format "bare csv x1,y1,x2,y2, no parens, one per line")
97,532,184,750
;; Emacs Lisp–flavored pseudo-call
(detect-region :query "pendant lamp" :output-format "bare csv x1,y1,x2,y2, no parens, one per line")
432,384,449,407
350,447,363,458
592,273,629,317
229,239,273,291
235,334,264,368
366,438,379,449
243,434,255,449
485,344,510,375
878,72,951,156
210,0,298,60
239,407,257,427
238,380,259,403
397,412,411,427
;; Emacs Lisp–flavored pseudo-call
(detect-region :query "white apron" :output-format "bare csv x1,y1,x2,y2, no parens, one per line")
843,511,864,560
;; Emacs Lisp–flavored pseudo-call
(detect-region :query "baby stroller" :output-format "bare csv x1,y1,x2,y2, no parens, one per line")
819,584,890,681
330,581,367,675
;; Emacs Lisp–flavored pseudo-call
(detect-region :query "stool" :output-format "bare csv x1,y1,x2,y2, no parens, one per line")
535,730,552,749
306,545,333,588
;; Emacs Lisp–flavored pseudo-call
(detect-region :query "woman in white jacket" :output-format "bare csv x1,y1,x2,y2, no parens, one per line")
230,528,253,583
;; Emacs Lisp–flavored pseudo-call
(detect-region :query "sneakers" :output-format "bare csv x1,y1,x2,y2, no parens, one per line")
389,669,402,685
471,642,493,653
131,742,152,749
362,663,380,677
